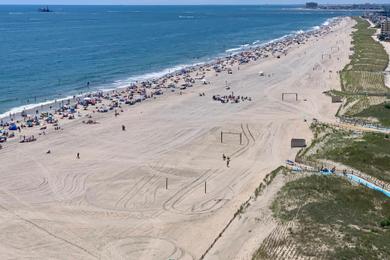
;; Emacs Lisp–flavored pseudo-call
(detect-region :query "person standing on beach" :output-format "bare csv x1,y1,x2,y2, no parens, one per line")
227,157,230,168
76,153,80,159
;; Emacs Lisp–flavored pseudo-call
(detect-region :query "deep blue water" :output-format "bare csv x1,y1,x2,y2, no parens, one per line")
0,5,360,115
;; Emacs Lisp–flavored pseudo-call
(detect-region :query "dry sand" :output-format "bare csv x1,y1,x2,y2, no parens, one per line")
0,18,354,260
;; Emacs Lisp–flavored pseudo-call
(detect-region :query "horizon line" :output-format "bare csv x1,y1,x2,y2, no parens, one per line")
1,3,305,5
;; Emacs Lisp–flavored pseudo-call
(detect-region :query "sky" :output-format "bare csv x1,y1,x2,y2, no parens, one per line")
0,0,388,5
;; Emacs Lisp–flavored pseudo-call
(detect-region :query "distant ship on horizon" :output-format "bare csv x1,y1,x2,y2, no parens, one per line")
38,6,52,13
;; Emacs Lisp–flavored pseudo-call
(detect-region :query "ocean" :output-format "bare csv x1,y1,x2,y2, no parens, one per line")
0,5,361,117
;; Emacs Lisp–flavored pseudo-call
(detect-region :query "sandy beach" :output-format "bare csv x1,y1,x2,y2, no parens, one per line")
0,17,354,260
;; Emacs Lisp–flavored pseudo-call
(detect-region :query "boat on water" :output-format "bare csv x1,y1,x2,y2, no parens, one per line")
38,6,52,12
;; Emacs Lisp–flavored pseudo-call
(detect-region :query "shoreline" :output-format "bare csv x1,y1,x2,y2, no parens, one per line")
0,16,340,122
0,15,354,259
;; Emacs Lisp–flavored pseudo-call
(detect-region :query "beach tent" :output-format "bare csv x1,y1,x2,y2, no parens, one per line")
145,89,153,97
8,124,17,131
83,97,96,105
27,120,34,127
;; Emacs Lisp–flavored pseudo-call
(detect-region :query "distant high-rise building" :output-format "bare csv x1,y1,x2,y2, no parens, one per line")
384,7,390,17
381,20,390,35
305,2,319,9
380,20,390,41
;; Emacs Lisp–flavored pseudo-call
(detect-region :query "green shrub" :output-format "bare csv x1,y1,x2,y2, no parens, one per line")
380,218,390,228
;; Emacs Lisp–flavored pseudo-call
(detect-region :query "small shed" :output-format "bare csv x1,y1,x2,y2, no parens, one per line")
332,96,343,103
291,138,307,148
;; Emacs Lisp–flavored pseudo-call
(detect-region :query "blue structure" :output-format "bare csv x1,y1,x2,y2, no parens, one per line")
8,124,17,131
347,174,390,198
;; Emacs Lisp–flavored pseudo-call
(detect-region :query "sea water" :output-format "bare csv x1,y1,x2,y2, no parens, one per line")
0,5,361,116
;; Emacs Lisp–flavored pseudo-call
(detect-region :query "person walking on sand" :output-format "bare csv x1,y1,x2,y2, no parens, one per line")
76,153,80,159
227,157,230,168
122,125,126,131
222,154,226,161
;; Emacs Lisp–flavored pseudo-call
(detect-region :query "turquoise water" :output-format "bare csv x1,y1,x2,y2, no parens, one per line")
0,5,361,116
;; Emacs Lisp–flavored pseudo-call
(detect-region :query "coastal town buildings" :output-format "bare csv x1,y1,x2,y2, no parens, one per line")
381,20,390,37
305,2,318,9
364,7,390,41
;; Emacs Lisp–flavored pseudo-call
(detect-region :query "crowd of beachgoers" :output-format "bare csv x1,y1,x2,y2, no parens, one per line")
0,18,342,148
